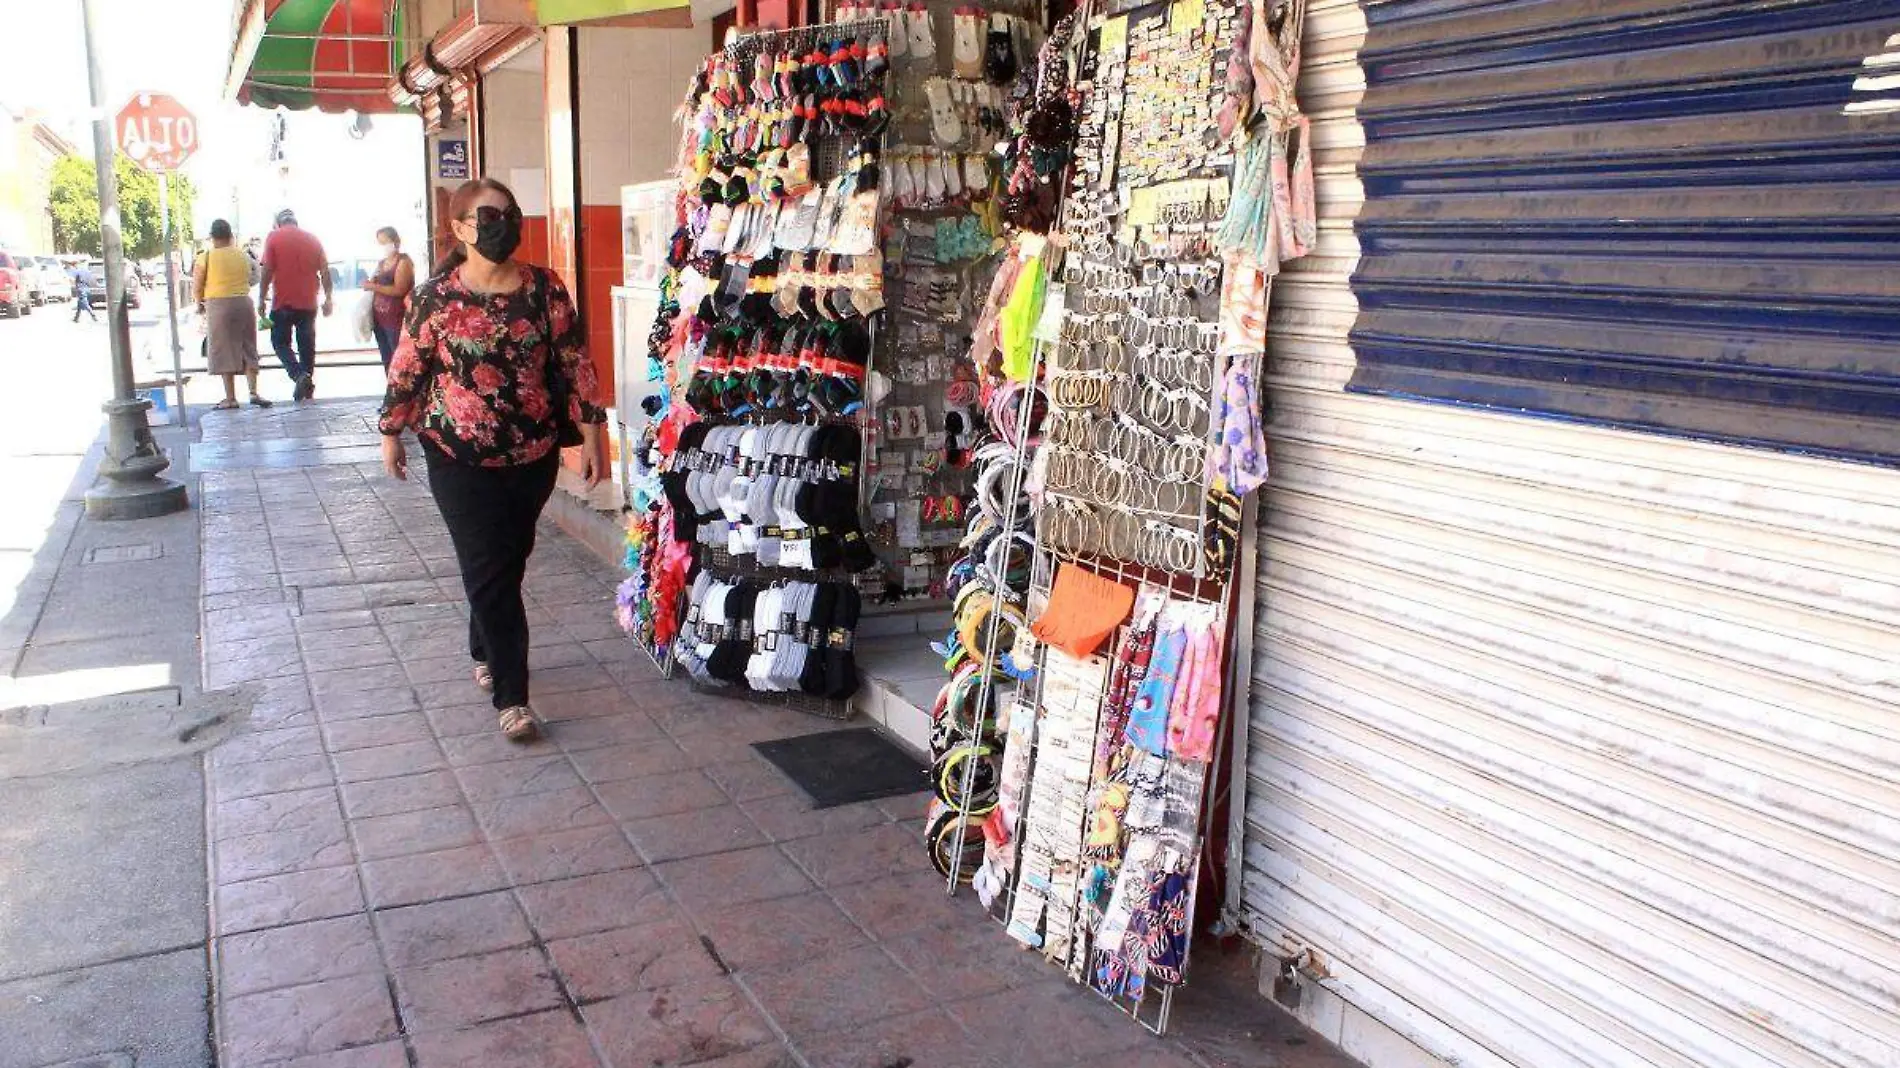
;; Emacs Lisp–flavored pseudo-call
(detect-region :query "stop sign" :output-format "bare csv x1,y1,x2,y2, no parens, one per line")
116,93,199,173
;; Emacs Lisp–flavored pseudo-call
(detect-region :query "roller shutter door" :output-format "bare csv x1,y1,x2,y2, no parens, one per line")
1240,2,1900,1067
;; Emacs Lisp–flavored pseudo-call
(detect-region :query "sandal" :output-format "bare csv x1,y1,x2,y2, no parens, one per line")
498,705,540,742
473,662,494,692
213,399,239,411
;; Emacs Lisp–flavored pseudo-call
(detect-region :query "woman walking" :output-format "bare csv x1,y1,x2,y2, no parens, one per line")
379,177,606,742
362,226,415,368
193,219,271,409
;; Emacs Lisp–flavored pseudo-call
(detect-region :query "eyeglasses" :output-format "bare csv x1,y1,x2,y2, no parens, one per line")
459,204,522,226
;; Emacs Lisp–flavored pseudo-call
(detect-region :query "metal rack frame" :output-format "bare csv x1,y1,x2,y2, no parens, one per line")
931,0,1285,1036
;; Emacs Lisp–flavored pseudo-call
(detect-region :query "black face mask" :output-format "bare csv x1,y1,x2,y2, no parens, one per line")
467,205,523,263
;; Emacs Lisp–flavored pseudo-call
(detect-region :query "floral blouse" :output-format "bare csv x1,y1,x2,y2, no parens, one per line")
379,263,606,466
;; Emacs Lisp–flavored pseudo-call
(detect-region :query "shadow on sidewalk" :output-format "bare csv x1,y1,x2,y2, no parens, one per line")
177,398,1362,1068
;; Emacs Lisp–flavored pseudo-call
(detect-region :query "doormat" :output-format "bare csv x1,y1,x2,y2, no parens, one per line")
753,728,927,809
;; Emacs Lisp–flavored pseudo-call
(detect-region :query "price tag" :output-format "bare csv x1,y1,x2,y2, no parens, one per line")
779,538,812,569
1169,0,1203,34
1099,16,1128,61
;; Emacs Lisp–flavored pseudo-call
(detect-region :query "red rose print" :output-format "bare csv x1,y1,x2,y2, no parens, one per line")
376,269,598,467
471,363,507,394
517,381,552,421
443,303,494,345
443,378,489,428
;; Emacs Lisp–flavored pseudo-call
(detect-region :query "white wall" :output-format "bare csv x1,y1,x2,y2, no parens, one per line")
576,26,705,204
482,67,546,211
408,0,467,42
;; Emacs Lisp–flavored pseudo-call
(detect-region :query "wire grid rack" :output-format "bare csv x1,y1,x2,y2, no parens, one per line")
656,15,898,716
721,17,900,182
930,0,1269,1037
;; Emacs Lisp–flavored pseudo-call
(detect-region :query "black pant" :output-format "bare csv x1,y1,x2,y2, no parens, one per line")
270,307,317,382
425,449,559,710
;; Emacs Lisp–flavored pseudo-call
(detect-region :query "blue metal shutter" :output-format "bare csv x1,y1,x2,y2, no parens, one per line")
1344,0,1900,466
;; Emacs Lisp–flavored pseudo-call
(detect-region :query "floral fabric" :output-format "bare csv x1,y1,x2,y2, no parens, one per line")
379,264,606,466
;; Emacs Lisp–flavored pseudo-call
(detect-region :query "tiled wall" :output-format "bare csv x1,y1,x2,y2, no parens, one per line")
578,203,621,406
482,66,551,272
576,27,705,205
572,25,710,409
517,214,551,270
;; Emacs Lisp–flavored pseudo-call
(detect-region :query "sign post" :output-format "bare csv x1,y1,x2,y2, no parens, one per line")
117,92,199,429
157,172,185,425
79,0,186,519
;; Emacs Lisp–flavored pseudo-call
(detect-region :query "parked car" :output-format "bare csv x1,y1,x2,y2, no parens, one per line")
16,253,44,305
35,257,66,302
0,251,32,317
83,261,141,309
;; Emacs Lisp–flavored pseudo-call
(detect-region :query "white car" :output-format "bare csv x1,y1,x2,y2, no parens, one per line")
34,257,65,302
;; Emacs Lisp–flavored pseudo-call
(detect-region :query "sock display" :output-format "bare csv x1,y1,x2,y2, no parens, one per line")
678,577,862,697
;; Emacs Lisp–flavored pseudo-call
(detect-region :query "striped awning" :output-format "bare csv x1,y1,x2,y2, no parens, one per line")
227,0,403,113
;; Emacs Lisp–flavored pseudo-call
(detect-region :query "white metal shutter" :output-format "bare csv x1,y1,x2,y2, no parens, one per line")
1240,3,1900,1067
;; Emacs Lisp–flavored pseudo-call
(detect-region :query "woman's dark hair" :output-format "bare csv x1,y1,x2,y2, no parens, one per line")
376,226,400,247
209,219,232,241
435,177,518,278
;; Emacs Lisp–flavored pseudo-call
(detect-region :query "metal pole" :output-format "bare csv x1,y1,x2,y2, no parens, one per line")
79,0,186,519
159,172,187,426
87,6,131,405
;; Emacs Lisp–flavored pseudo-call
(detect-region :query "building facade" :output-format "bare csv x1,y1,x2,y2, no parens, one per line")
0,104,79,252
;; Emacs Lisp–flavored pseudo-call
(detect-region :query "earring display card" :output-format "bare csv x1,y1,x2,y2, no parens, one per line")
859,0,1044,603
931,0,1283,1038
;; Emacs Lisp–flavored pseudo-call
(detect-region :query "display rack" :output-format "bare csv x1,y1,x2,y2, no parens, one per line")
921,0,1300,1036
622,15,900,711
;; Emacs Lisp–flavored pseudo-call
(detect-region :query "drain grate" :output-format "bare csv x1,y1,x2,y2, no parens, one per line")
34,1054,135,1068
84,543,162,564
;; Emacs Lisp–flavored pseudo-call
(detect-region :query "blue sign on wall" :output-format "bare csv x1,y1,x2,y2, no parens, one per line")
437,139,469,181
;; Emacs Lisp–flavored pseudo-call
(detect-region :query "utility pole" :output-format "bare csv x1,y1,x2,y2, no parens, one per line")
79,0,187,519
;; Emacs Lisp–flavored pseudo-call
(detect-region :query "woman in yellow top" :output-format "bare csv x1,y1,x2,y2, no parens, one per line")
193,219,271,410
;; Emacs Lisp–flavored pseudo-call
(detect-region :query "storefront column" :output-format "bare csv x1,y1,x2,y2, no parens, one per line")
542,27,582,300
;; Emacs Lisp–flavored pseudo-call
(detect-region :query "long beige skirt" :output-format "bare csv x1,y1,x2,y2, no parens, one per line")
205,295,260,375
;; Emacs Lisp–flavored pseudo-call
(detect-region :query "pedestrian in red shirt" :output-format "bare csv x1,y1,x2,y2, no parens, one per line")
379,177,606,742
257,208,332,401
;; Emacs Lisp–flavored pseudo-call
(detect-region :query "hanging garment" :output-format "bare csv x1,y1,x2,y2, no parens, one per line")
1133,860,1193,986
1215,0,1316,271
998,246,1047,382
1166,616,1226,762
1207,353,1271,496
1097,596,1162,780
1125,623,1188,756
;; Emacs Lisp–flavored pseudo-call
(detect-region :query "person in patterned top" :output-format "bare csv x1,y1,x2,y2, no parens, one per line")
379,176,607,742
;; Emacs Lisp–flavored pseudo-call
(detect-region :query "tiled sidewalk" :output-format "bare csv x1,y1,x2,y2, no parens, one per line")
194,402,1349,1068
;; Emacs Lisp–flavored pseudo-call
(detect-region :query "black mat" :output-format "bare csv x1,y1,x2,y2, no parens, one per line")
753,728,927,809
